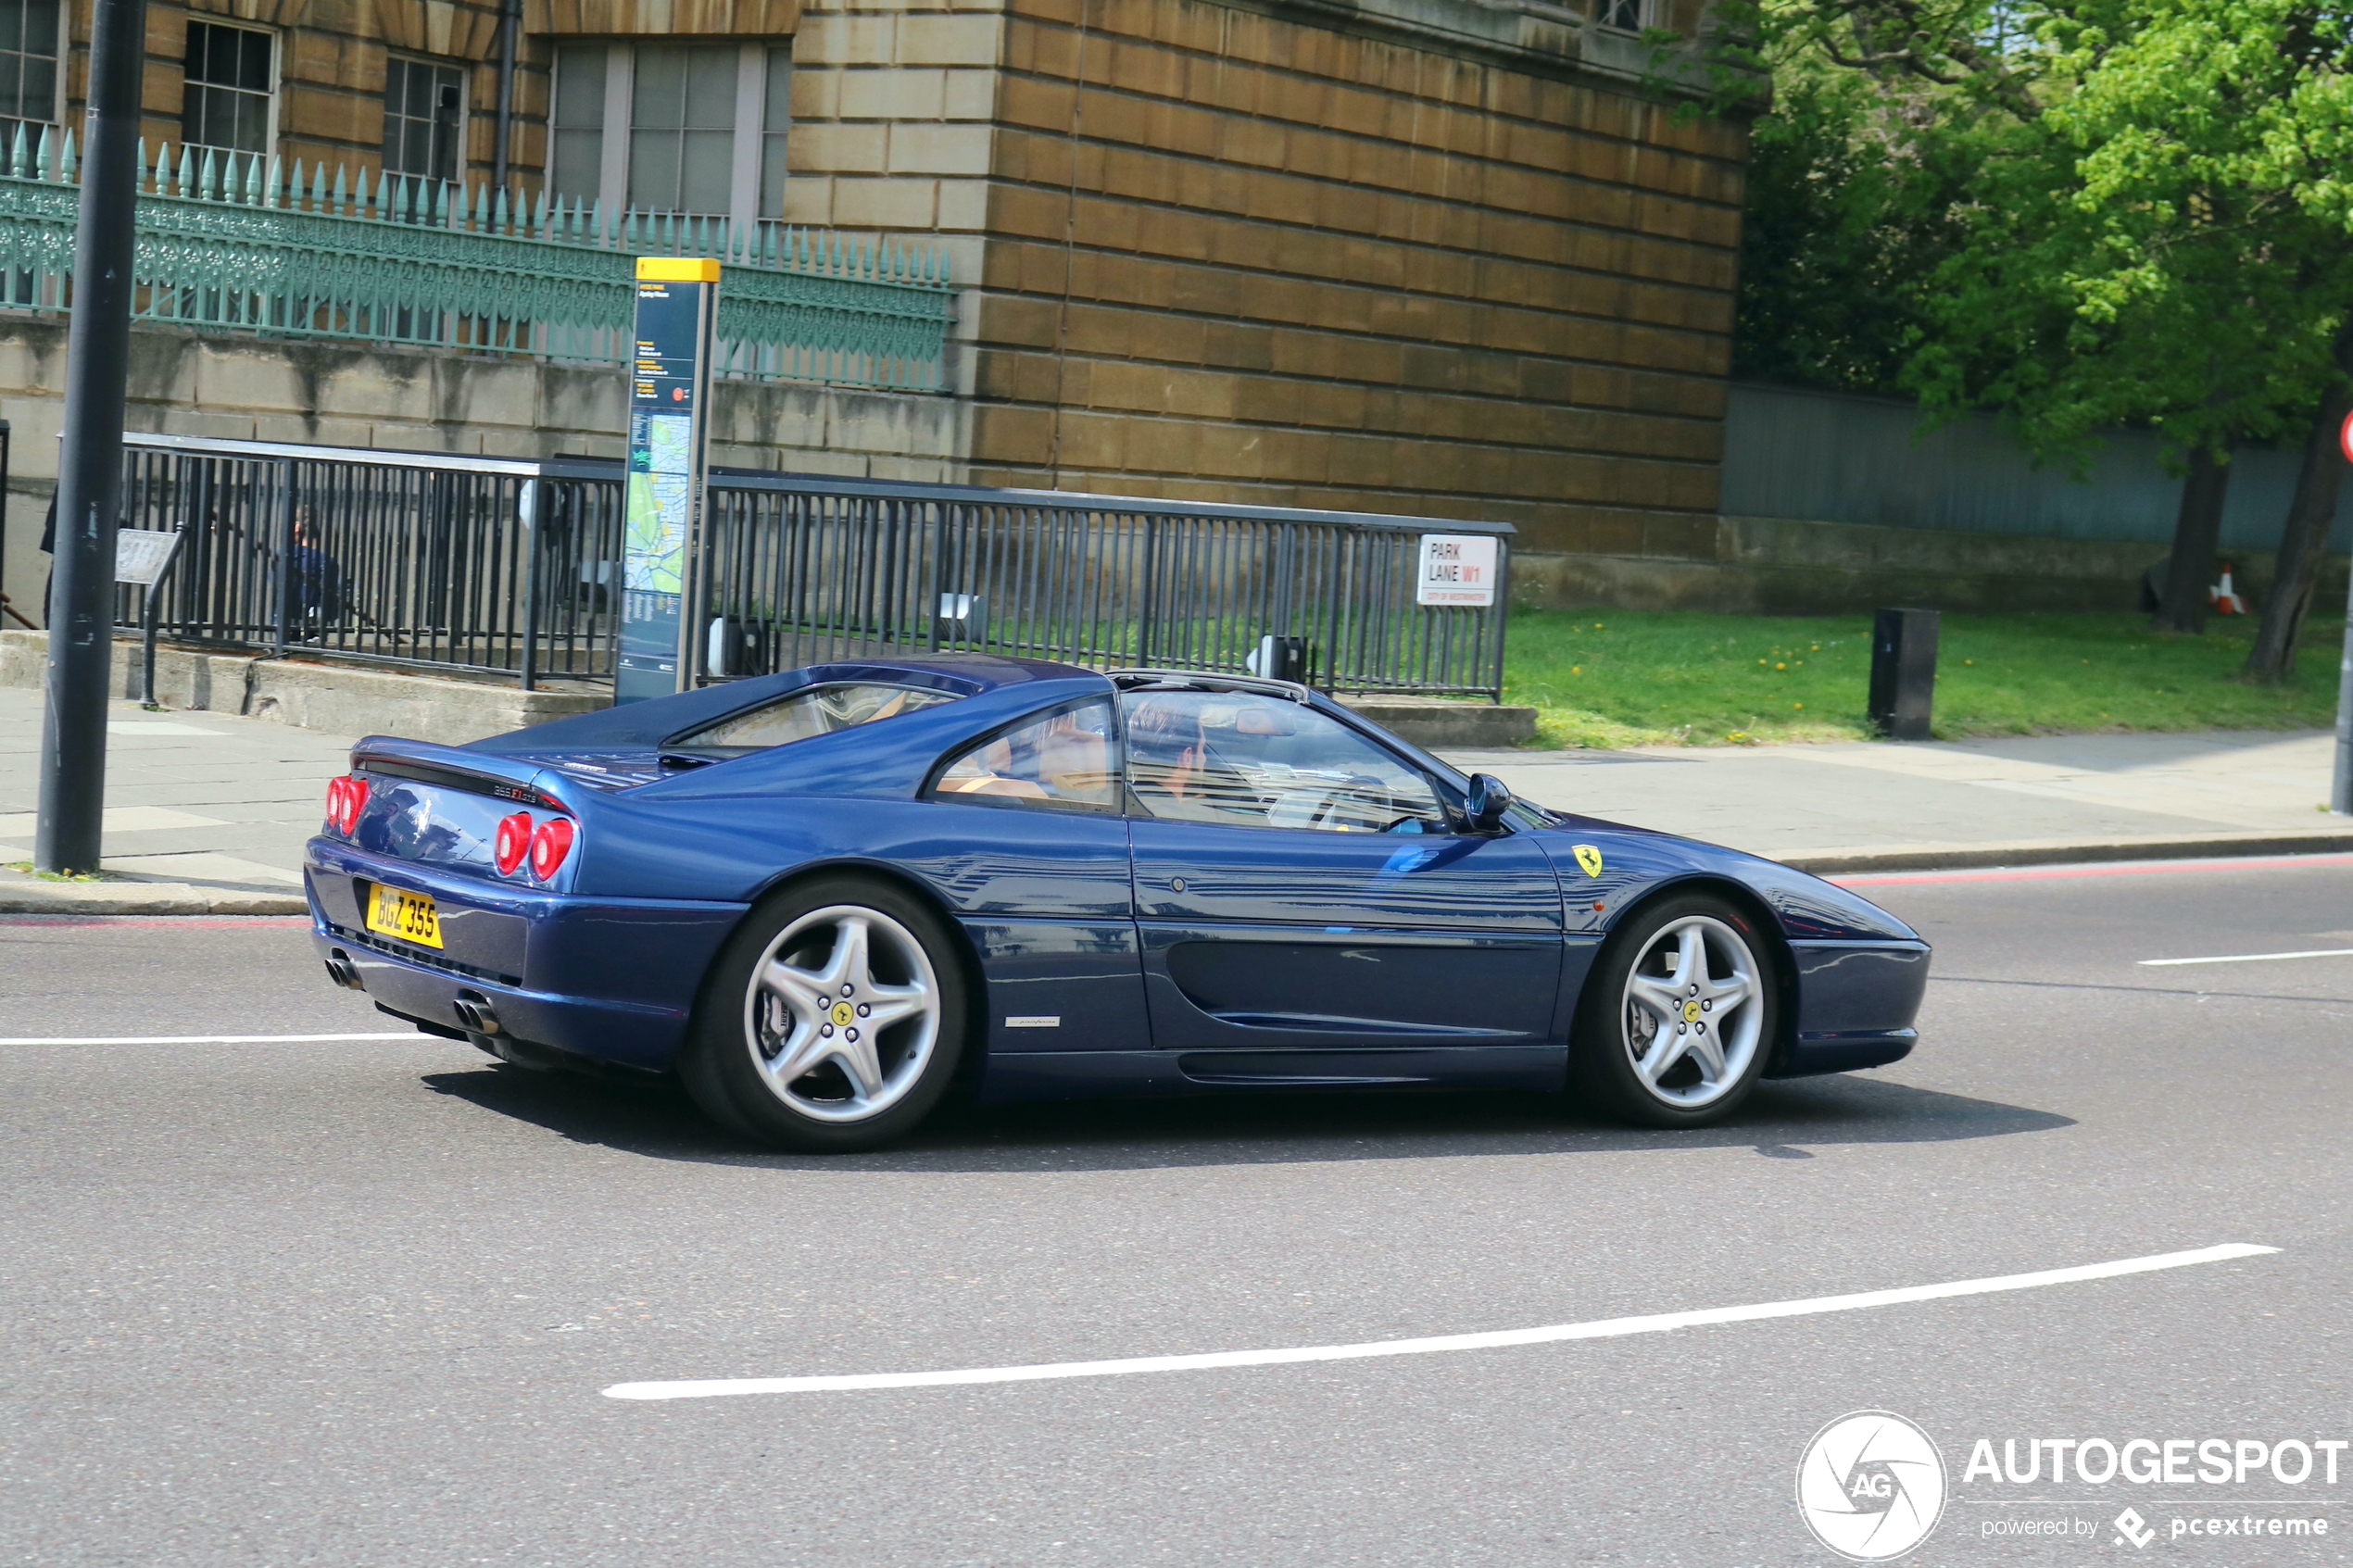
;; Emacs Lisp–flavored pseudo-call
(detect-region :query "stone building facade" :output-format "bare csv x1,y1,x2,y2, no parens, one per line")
4,0,1750,605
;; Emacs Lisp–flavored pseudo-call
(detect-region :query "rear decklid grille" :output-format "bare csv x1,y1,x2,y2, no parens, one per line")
490,750,673,792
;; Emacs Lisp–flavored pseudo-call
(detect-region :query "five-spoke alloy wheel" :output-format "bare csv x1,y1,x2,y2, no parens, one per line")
683,875,969,1151
1574,893,1778,1127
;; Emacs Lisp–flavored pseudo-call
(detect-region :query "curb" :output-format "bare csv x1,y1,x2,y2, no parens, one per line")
0,875,308,916
1780,831,2353,876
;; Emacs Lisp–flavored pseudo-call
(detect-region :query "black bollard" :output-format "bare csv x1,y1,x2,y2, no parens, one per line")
1868,608,1939,742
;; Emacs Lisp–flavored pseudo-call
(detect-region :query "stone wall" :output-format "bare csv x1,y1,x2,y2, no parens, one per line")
0,320,967,627
774,0,1750,542
776,0,1006,398
962,0,1745,549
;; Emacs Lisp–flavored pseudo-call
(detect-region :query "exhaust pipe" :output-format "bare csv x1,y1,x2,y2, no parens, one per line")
455,996,555,1073
453,991,547,1070
324,950,365,992
451,991,501,1035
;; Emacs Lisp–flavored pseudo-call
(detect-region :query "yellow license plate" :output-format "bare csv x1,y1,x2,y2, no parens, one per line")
365,884,444,949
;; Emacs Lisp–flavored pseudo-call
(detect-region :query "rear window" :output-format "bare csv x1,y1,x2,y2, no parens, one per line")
671,683,961,757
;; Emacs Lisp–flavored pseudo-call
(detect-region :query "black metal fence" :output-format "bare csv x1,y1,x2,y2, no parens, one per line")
112,434,1513,700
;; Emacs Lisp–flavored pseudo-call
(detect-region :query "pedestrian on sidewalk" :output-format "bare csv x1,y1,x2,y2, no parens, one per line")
37,490,53,623
290,508,349,634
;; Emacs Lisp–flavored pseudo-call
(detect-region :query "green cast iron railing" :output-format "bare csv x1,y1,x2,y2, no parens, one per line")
0,129,954,390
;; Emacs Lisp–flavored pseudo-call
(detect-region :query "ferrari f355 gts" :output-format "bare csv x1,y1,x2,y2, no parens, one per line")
307,658,1930,1150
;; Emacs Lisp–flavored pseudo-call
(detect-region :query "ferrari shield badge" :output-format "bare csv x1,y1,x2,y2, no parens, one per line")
1572,844,1604,878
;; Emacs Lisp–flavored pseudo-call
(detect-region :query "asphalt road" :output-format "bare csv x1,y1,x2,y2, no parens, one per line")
4,858,2351,1566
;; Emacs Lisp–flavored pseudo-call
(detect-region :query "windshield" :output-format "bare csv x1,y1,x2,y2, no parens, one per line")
671,683,962,757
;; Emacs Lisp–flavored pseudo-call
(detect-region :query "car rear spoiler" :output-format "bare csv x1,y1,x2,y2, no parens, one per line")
350,737,573,813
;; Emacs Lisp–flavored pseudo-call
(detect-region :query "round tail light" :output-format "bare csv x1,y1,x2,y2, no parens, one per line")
494,812,534,876
528,817,575,882
324,775,370,835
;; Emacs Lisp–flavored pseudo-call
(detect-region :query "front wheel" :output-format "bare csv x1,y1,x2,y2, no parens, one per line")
681,875,969,1152
1572,894,1778,1128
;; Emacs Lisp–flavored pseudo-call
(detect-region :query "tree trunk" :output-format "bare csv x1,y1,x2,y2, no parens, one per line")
2246,336,2353,683
2152,444,2231,634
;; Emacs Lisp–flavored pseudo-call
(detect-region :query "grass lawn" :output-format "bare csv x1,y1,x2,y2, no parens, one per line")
1502,609,2347,748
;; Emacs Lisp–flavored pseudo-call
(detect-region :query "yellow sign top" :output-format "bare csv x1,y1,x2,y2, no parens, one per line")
635,257,722,283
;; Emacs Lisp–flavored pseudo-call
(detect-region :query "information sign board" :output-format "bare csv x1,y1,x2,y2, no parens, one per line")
617,257,720,705
114,528,180,587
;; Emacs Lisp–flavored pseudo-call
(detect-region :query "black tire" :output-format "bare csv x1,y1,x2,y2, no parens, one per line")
1571,891,1779,1129
680,873,970,1152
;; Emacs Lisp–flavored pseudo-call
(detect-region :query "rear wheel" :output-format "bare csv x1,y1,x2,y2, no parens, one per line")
682,875,969,1152
1572,893,1777,1128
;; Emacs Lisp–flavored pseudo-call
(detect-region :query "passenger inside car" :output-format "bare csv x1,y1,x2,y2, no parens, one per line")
934,703,1116,807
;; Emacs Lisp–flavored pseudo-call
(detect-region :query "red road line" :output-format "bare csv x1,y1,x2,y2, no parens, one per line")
1835,853,2353,888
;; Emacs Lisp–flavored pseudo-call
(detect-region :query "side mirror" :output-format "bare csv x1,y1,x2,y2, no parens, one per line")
1465,772,1512,833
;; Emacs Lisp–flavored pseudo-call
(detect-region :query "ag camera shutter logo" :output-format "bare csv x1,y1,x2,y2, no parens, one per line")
1796,1411,1948,1561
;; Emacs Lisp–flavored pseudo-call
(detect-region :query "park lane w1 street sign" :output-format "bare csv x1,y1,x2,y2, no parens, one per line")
617,257,719,706
1416,533,1498,607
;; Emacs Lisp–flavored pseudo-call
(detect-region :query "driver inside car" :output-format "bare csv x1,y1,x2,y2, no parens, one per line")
1121,689,1449,834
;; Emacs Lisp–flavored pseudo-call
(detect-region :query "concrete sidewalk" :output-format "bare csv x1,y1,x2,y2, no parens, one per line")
1456,728,2353,872
4,684,2349,913
0,690,355,913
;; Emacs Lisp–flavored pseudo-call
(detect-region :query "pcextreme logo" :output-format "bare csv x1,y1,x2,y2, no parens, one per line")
1796,1411,1949,1562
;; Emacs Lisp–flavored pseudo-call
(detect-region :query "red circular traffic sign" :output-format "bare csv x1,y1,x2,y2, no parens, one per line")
2341,408,2353,464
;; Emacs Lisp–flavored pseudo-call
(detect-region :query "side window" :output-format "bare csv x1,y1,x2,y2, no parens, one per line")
673,683,959,756
1121,690,1448,834
934,702,1117,811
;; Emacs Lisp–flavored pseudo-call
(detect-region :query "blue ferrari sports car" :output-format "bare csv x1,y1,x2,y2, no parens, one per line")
306,657,1930,1150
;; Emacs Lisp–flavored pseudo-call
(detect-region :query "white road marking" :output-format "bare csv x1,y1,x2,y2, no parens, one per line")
604,1242,2278,1402
0,1032,419,1046
2139,948,2353,968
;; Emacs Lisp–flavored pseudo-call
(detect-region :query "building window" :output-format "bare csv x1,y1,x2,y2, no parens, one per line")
1595,0,1650,30
549,44,606,206
628,44,737,215
182,21,274,166
550,43,790,230
0,0,61,149
384,57,465,183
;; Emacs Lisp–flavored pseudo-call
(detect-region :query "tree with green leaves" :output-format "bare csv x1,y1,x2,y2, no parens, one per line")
1715,0,2353,671
1912,0,2353,670
1732,68,1969,395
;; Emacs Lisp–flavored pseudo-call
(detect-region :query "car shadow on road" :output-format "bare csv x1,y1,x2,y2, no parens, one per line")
421,1063,2073,1173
